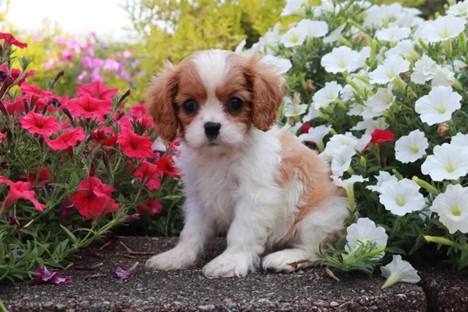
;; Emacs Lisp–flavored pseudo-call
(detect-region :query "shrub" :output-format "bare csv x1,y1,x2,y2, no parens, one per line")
237,0,468,276
0,33,180,282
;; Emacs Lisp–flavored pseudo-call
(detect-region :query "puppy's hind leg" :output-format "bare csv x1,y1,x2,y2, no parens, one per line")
262,195,349,273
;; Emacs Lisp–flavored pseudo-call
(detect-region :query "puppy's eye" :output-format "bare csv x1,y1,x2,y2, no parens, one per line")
183,99,197,113
228,97,243,112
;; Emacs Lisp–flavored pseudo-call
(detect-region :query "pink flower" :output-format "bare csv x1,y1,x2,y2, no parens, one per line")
133,161,161,190
117,127,155,159
70,177,118,219
19,111,61,136
44,127,85,151
137,199,162,216
76,81,118,102
32,266,72,285
66,94,112,122
0,32,28,48
0,176,45,211
0,132,3,143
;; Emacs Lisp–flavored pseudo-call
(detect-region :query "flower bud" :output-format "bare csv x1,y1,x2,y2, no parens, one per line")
306,79,316,92
437,123,449,137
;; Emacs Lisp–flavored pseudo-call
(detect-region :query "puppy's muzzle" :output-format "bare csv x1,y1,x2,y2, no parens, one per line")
204,122,221,140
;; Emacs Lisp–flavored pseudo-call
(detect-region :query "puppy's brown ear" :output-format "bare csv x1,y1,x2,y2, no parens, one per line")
248,56,285,131
146,62,179,142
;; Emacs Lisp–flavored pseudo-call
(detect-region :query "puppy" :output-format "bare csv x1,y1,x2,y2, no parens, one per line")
145,50,348,278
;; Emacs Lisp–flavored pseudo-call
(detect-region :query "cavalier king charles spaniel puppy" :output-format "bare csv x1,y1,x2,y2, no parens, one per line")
145,50,348,278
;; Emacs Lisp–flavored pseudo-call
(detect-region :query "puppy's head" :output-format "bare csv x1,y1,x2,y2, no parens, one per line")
146,50,284,150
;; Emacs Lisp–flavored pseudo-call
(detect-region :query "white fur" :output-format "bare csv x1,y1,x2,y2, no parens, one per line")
146,51,349,277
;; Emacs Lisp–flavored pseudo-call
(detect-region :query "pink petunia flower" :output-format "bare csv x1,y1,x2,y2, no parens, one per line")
19,111,61,136
0,176,45,211
133,161,161,190
117,127,155,159
137,199,163,217
32,266,72,285
0,32,28,48
66,94,113,122
76,81,118,102
44,127,85,151
70,177,118,219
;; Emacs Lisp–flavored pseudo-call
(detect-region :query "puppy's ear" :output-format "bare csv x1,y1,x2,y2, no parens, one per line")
248,56,285,131
146,62,179,142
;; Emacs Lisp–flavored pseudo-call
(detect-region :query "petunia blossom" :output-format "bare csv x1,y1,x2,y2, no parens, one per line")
0,176,45,211
66,94,113,122
381,255,420,288
19,111,61,136
280,26,307,48
375,26,411,42
321,46,362,74
430,184,468,234
395,130,429,163
117,127,155,159
312,81,342,110
421,143,468,181
133,160,162,190
345,217,388,260
378,179,426,216
137,199,163,217
415,86,461,125
76,81,118,102
418,14,466,43
369,55,410,85
0,32,28,48
44,127,85,151
32,266,72,285
367,171,398,193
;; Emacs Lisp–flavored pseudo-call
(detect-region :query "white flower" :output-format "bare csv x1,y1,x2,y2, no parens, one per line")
345,217,388,259
418,15,466,43
297,19,329,38
361,87,395,119
281,121,303,134
321,46,362,74
364,3,421,29
378,179,426,216
432,66,456,87
324,132,371,155
352,118,389,134
323,23,346,43
415,86,461,125
280,26,307,48
302,105,320,123
451,133,468,150
312,81,342,110
385,40,418,59
447,1,468,18
394,130,429,163
431,184,468,234
281,0,307,16
260,55,292,74
329,146,356,177
421,143,468,181
376,26,411,42
367,171,398,193
381,255,421,289
369,55,410,84
411,55,438,84
299,125,331,145
283,103,308,117
333,175,368,189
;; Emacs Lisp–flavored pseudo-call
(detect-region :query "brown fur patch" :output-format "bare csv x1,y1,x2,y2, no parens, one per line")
278,132,336,225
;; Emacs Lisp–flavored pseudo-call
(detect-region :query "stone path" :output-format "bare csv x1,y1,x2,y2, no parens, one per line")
1,237,466,311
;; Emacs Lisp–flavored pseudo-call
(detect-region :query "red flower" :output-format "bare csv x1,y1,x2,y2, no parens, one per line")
66,94,112,122
137,199,162,217
0,33,28,48
117,127,155,159
25,167,53,187
301,123,312,134
133,161,161,190
129,104,155,130
21,83,55,110
4,97,25,114
19,111,61,136
370,129,395,145
0,132,3,143
0,176,45,211
156,155,179,177
70,177,118,219
0,65,35,86
90,126,117,147
77,81,118,102
44,127,85,151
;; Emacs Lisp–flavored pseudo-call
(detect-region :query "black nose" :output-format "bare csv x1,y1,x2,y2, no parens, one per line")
204,122,221,139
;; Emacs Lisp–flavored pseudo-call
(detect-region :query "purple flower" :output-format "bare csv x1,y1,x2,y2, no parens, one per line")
114,262,139,280
32,266,72,286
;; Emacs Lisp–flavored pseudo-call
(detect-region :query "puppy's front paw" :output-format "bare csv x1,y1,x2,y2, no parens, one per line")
145,247,197,271
202,252,258,278
262,248,315,273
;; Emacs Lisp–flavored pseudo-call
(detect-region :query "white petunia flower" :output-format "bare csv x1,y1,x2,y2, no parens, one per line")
381,255,421,289
421,143,468,181
451,133,468,150
333,175,368,189
321,46,362,74
302,105,320,123
376,26,411,42
281,121,303,134
280,26,307,48
283,103,308,117
385,39,418,59
260,55,292,74
352,117,389,134
395,130,429,163
447,1,468,18
329,146,356,177
369,55,410,84
367,171,398,193
361,87,395,119
324,132,371,155
379,179,426,216
297,19,329,38
323,23,347,43
411,54,438,84
431,184,468,234
298,125,331,148
312,81,342,110
418,14,467,43
364,3,422,29
432,66,457,87
281,0,307,16
415,86,461,125
345,217,388,259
